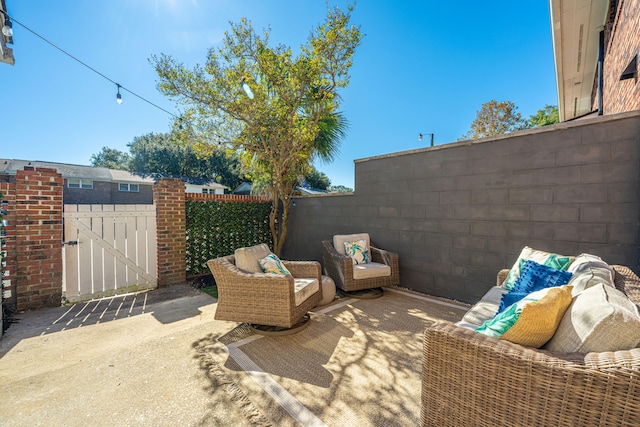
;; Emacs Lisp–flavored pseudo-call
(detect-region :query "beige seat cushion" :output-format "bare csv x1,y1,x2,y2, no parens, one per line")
456,286,508,330
545,283,640,353
566,253,614,296
234,243,271,273
352,262,391,280
333,233,370,256
294,278,319,306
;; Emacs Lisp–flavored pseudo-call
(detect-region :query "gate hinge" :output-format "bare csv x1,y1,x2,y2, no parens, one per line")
62,240,78,246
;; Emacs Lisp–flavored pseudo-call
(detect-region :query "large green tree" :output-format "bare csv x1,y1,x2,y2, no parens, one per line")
303,167,331,190
91,133,245,189
152,6,362,255
90,147,131,170
527,105,559,128
128,133,244,188
328,184,353,193
460,100,527,140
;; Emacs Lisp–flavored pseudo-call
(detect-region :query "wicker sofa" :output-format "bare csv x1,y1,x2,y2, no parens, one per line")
421,262,640,427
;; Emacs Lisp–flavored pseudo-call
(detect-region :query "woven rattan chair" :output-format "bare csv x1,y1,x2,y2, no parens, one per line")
421,265,640,427
321,233,399,295
207,247,322,332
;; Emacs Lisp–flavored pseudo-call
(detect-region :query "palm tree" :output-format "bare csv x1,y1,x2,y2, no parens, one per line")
312,110,348,164
249,109,348,194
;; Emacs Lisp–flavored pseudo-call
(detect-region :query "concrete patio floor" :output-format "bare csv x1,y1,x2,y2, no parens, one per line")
0,285,255,427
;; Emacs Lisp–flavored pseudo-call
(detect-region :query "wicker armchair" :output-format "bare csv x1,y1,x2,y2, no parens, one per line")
207,253,322,329
321,233,399,293
421,265,640,427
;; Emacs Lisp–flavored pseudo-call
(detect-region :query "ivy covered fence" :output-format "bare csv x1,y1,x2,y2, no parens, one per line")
185,195,273,276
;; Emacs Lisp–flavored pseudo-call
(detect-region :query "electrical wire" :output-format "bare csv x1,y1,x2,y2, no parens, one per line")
2,10,179,120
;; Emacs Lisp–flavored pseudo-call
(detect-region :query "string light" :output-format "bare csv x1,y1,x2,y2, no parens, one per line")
3,10,181,122
1,14,12,37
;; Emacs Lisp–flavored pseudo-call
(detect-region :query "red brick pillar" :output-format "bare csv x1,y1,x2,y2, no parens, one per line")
14,167,64,310
153,178,186,286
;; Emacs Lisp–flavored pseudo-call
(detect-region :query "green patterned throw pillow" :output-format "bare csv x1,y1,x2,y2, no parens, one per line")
476,285,574,348
259,253,291,275
344,239,370,265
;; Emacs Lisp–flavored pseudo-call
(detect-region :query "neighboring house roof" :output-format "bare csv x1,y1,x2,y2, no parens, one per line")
550,0,609,121
0,158,155,183
0,158,226,189
180,176,227,190
232,182,253,195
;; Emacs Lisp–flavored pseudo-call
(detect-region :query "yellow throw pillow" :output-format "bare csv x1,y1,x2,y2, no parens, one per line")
475,285,574,348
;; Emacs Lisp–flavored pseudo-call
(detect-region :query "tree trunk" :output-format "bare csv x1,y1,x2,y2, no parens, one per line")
269,197,280,255
274,197,290,256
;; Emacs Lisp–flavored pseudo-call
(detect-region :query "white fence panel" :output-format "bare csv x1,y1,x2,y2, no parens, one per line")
63,204,157,302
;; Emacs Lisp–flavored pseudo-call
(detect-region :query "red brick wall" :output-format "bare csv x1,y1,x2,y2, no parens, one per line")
2,172,192,311
153,178,186,286
13,167,64,310
597,0,640,114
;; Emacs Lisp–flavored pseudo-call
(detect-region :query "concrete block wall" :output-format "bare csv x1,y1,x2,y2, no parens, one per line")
283,111,640,304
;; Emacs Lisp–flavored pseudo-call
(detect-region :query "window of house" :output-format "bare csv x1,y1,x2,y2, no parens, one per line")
201,187,219,194
67,178,94,189
118,183,140,192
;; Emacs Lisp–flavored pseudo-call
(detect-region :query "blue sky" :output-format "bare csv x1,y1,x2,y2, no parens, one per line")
1,1,557,189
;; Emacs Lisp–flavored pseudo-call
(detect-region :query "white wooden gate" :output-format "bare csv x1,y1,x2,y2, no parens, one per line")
63,204,157,303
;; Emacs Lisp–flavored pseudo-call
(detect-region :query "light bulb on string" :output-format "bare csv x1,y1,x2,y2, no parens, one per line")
1,10,12,37
116,84,123,104
1,19,12,37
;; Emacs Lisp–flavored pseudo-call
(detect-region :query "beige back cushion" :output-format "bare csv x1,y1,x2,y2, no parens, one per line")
333,233,370,256
234,243,271,273
544,283,640,353
566,253,614,295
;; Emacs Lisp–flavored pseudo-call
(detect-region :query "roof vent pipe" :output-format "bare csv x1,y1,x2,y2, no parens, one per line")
597,29,604,116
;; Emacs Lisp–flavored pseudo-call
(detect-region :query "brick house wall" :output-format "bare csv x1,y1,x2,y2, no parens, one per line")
63,180,153,204
594,0,640,114
109,182,154,204
283,111,640,304
63,180,112,204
